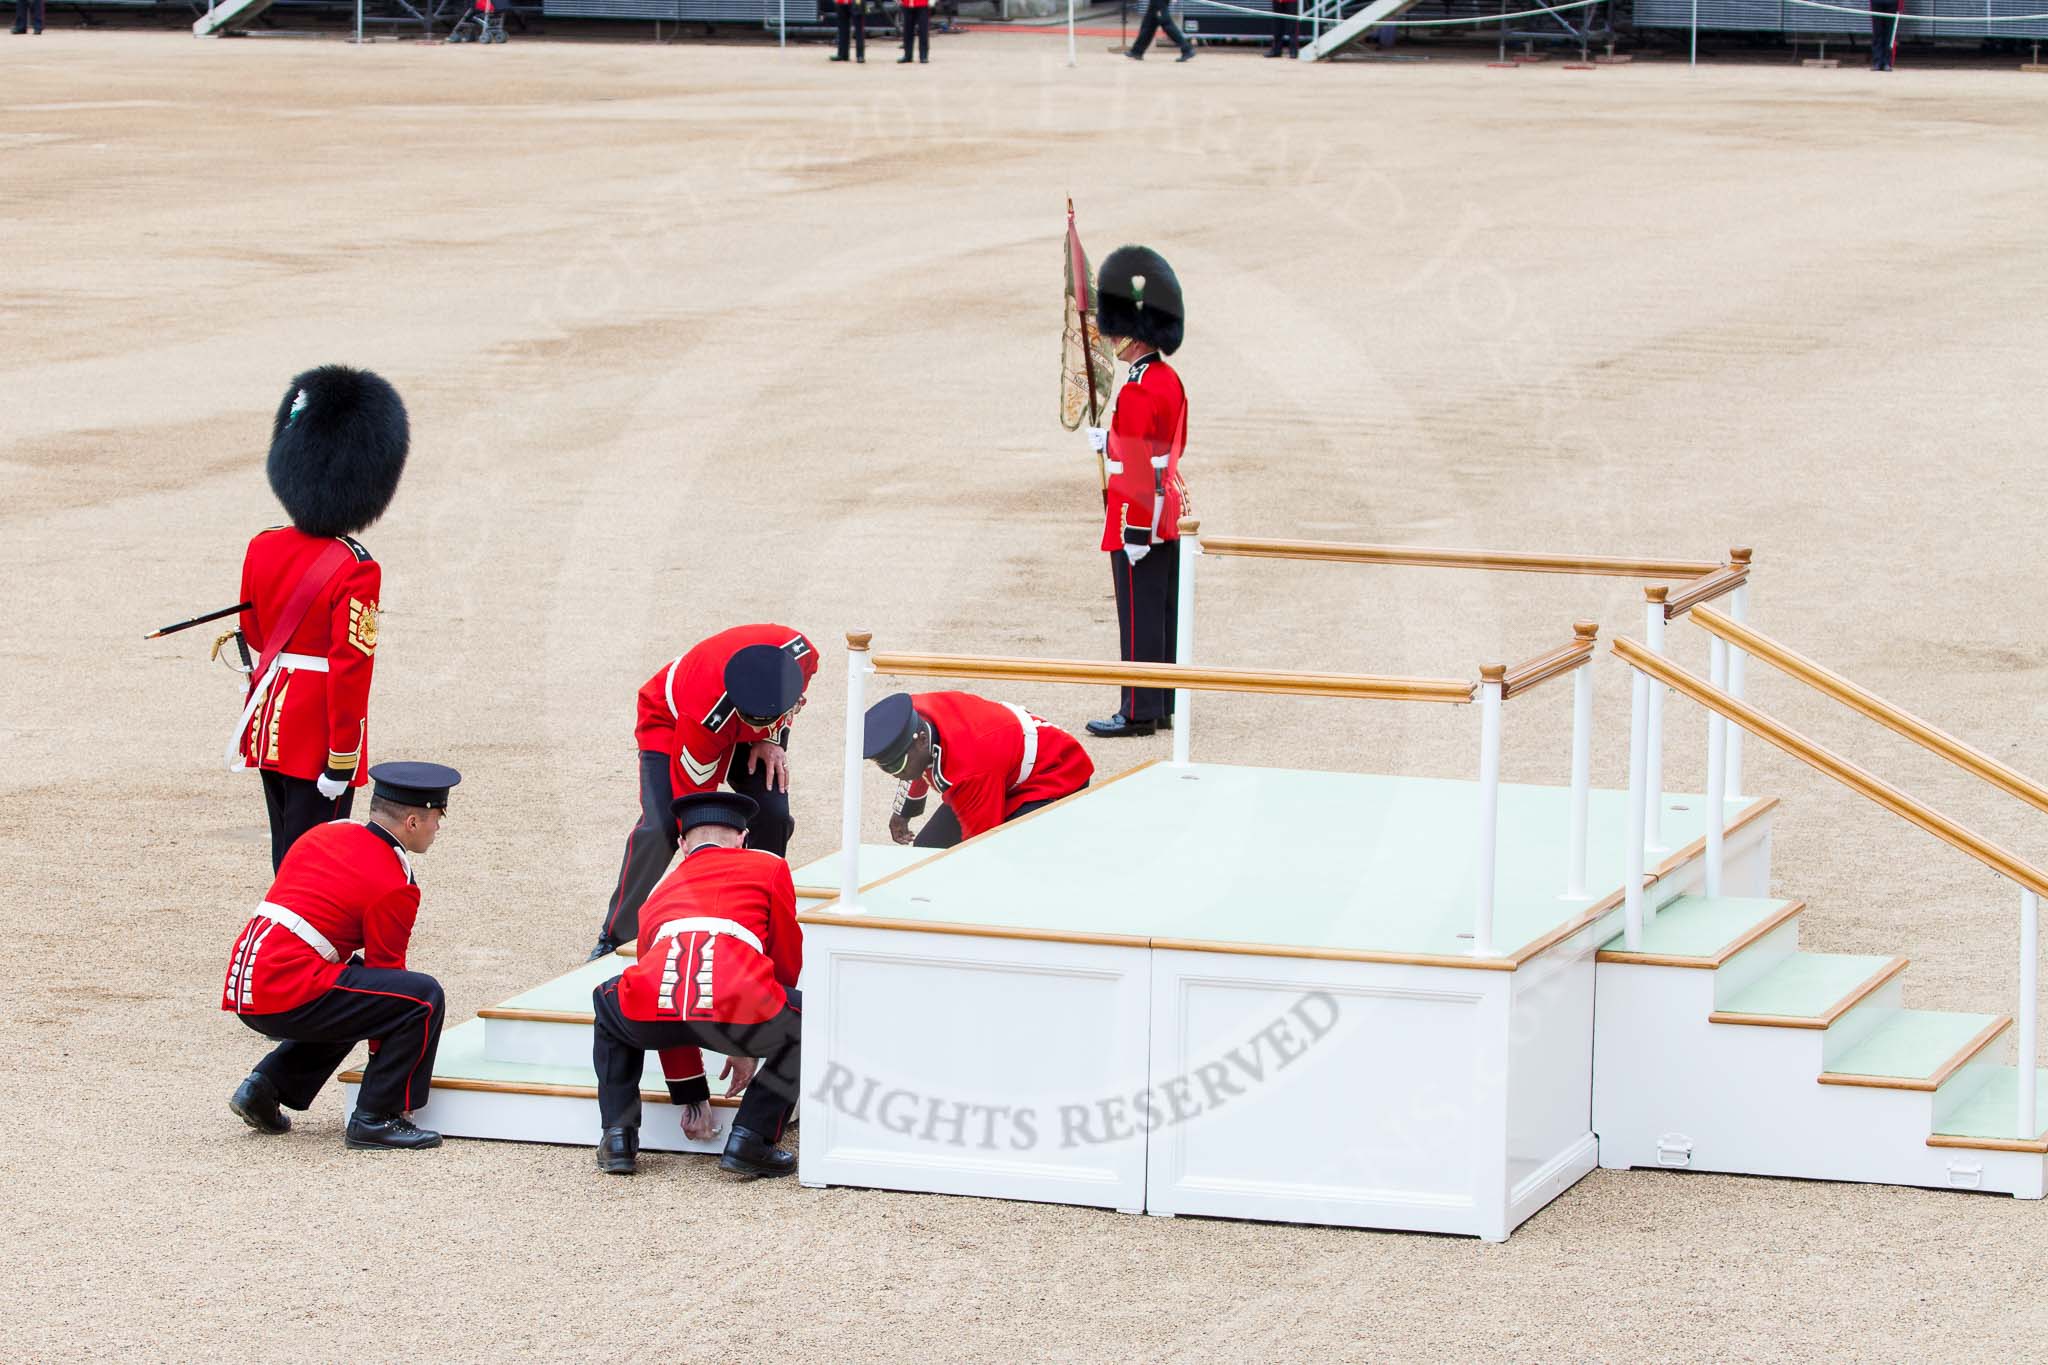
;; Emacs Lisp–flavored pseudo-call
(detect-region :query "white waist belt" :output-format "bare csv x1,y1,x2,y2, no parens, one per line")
253,902,341,964
275,652,330,672
651,916,765,955
1001,702,1041,787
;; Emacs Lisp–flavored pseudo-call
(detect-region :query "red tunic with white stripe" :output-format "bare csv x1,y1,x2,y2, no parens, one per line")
221,820,419,1016
632,625,820,802
236,527,382,784
902,691,1094,839
619,844,802,1098
1099,353,1190,553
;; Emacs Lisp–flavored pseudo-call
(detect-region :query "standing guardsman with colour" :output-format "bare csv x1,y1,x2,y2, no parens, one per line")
1083,246,1189,739
230,366,409,870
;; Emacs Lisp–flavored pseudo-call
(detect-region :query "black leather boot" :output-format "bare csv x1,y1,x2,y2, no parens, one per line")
587,936,620,962
345,1111,442,1150
597,1126,638,1175
229,1071,290,1134
1086,713,1155,738
719,1125,796,1178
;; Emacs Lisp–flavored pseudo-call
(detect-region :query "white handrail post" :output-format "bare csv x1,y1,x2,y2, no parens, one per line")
840,632,873,913
1565,621,1597,900
1726,548,1752,800
1705,636,1729,898
1624,668,1650,951
1644,586,1670,852
2021,887,2040,1141
1172,520,1199,767
1473,665,1505,957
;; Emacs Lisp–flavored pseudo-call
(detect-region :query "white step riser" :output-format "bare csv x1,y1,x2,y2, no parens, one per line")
1818,976,1907,1070
341,1079,732,1153
1710,918,1802,1007
1930,1031,2012,1130
1595,966,2044,1194
485,1015,597,1070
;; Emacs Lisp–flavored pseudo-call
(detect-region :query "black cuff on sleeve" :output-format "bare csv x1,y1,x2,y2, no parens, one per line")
668,1077,710,1107
901,796,927,819
771,725,791,749
1123,527,1153,547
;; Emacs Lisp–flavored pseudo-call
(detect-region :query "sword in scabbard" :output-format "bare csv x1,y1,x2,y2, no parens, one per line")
145,602,252,640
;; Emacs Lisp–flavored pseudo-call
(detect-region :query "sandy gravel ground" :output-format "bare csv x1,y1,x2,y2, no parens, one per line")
5,29,2048,1361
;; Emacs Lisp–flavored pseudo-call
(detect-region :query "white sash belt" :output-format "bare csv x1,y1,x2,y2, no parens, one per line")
223,653,333,770
651,916,765,955
1001,703,1041,787
253,902,341,964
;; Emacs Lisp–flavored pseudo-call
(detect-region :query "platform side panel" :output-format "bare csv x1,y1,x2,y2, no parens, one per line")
797,926,1150,1211
1505,926,1600,1233
1143,952,1509,1236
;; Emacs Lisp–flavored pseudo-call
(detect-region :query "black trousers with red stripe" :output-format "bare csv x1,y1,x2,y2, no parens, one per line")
1109,539,1182,723
591,979,802,1141
237,965,445,1117
261,770,355,873
598,747,794,945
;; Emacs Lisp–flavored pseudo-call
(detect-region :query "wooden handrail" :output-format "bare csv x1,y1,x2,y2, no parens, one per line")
1197,535,1722,580
1693,606,2048,818
1611,636,2048,899
1501,622,1598,702
1660,564,1749,620
866,650,1475,704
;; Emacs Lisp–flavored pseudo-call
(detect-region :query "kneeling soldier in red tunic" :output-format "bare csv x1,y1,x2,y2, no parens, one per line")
591,792,805,1178
862,691,1095,848
231,367,410,871
223,761,459,1150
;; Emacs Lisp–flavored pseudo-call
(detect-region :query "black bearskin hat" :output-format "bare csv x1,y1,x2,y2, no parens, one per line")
266,366,409,538
1095,245,1184,357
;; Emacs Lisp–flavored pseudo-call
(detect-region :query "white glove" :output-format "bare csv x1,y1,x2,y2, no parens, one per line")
316,772,350,800
1124,543,1152,565
1085,426,1108,455
1149,455,1170,470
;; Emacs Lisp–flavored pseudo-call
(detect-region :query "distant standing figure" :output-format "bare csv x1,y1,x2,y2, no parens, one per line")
1128,0,1195,60
1870,0,1900,69
899,0,930,63
1266,0,1298,57
11,0,44,33
832,0,866,62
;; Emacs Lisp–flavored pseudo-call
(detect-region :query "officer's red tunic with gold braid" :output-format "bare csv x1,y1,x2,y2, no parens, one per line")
1099,353,1190,553
235,527,382,785
633,625,819,803
619,845,802,1100
902,690,1095,839
221,820,419,1016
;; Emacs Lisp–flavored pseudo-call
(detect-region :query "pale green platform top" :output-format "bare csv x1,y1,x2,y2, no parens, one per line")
1934,1066,2048,1142
809,762,1764,961
788,844,934,894
1827,1010,2005,1082
1715,951,1894,1020
353,1018,734,1101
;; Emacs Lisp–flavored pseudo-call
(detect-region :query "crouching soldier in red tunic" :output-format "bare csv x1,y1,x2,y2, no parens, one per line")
223,762,459,1150
231,366,410,871
591,792,805,1178
862,691,1094,849
590,626,818,960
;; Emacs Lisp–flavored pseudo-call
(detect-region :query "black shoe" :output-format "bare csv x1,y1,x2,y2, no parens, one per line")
597,1126,638,1175
345,1111,442,1150
587,937,620,962
719,1125,796,1178
1178,45,1196,60
229,1071,290,1134
1086,713,1156,738
856,53,864,62
830,52,848,60
1126,49,1143,60
1157,714,1173,730
1264,47,1282,56
919,55,927,62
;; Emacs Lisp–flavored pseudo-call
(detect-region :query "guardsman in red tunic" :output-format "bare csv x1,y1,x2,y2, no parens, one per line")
897,0,930,63
1082,245,1189,739
830,0,865,62
223,761,460,1151
590,792,804,1178
862,691,1094,848
230,366,409,871
590,626,818,960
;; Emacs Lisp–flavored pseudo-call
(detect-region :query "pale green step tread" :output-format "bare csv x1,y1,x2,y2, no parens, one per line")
494,954,624,1014
1824,1010,2004,1081
1601,896,1796,958
1933,1066,2048,1141
1715,952,1896,1019
347,1018,732,1094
